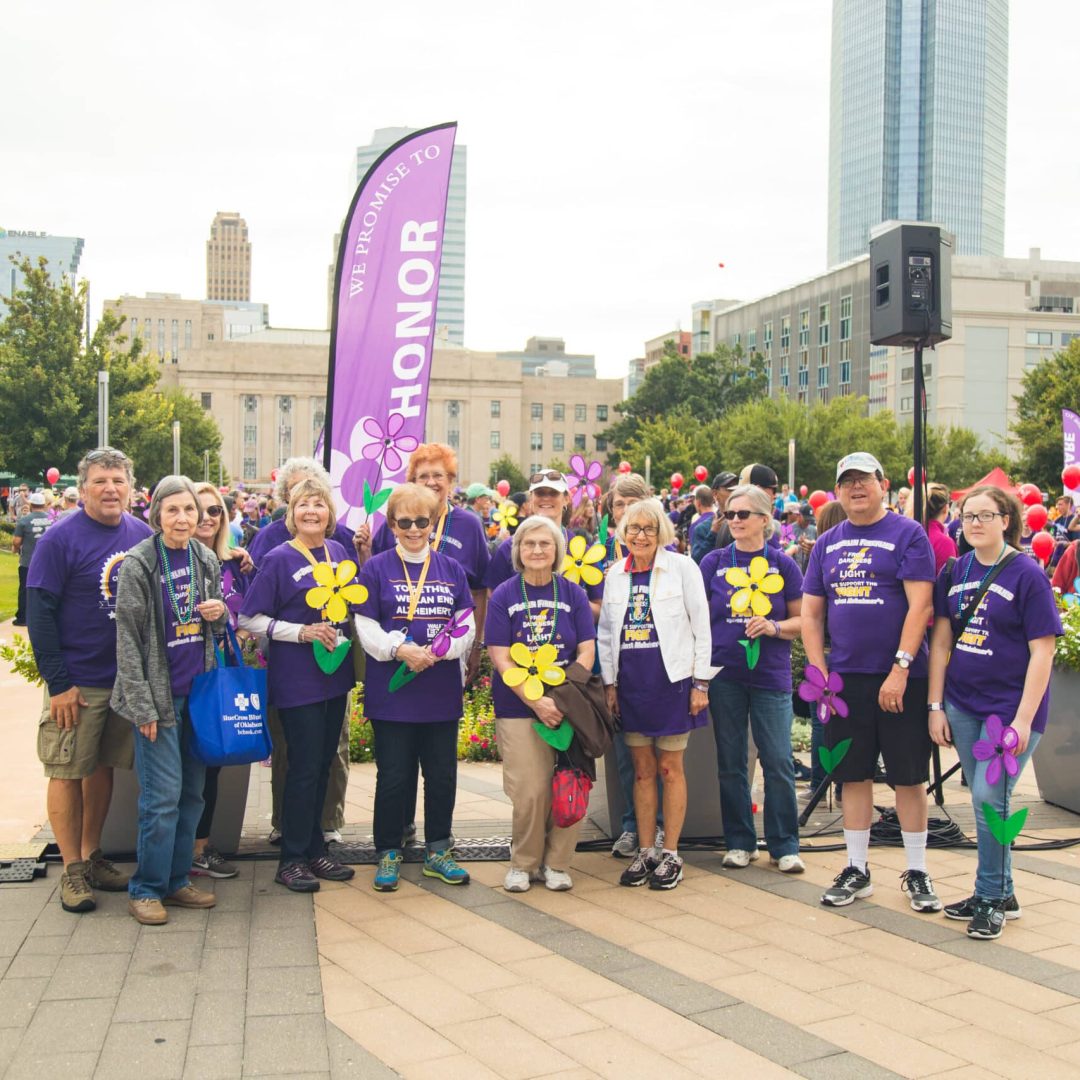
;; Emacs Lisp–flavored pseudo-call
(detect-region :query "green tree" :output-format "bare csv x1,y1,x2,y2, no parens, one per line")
1010,338,1080,492
125,388,225,485
920,425,1010,492
487,454,529,494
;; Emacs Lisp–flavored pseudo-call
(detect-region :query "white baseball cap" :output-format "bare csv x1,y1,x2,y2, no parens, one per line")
836,452,884,482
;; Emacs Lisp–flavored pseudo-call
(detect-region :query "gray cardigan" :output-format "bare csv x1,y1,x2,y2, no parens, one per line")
111,536,227,727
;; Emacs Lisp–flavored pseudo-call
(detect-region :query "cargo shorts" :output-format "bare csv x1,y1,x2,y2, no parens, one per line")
38,685,134,779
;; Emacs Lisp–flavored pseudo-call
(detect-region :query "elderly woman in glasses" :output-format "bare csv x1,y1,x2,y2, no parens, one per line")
598,498,715,891
353,483,476,893
111,475,229,925
700,483,804,874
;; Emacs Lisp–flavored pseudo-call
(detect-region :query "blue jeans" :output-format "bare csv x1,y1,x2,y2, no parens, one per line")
613,728,663,834
947,701,1041,900
129,697,206,900
710,680,799,857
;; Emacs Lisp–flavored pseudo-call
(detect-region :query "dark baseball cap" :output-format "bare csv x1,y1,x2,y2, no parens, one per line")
739,463,779,489
711,471,738,491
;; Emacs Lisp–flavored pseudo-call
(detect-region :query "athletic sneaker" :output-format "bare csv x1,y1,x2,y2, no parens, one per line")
821,865,873,907
310,855,355,881
649,852,684,891
655,827,665,850
503,867,531,892
611,831,638,858
323,829,343,844
373,850,402,892
771,854,806,874
541,865,573,891
944,893,1021,921
268,828,282,845
275,862,320,893
191,846,239,879
403,822,418,845
900,869,943,913
87,848,130,891
966,898,1006,940
722,849,759,869
619,849,659,887
59,861,95,913
423,849,470,885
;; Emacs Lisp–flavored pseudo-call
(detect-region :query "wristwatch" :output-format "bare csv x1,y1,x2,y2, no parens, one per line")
894,650,913,670
928,702,945,712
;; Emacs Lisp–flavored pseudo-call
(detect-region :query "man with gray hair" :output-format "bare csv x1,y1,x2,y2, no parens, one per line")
27,447,153,913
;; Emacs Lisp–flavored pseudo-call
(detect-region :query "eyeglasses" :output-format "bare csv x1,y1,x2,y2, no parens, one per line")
530,470,563,484
392,517,431,531
625,524,658,537
961,511,1005,524
521,540,555,551
838,473,876,489
722,509,763,521
203,504,224,518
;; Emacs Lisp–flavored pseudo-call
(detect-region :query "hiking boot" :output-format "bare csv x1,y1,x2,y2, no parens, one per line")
128,898,167,925
275,862,320,893
649,852,684,891
722,849,759,869
900,869,943,913
619,849,659,887
60,861,95,913
944,893,1021,921
821,865,873,907
423,849,470,885
966,898,1006,939
611,830,638,858
191,846,239,879
163,885,217,909
86,849,129,891
503,867,531,892
373,850,402,892
310,855,355,881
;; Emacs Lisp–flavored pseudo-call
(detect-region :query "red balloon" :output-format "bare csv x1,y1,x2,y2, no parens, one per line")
1031,531,1054,562
1026,505,1049,531
1019,483,1043,507
670,473,684,490
694,465,708,483
618,461,632,474
808,490,828,510
495,479,510,497
46,467,60,485
270,469,278,482
798,485,808,497
1063,464,1080,489
907,467,926,487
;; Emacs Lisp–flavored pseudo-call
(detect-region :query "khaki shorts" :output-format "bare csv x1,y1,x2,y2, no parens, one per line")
623,730,691,752
38,685,134,780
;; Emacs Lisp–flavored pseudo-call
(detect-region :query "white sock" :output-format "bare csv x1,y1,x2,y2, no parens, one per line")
662,848,679,860
844,828,870,873
902,830,928,873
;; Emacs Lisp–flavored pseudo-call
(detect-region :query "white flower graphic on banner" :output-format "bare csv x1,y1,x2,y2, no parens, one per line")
328,414,417,531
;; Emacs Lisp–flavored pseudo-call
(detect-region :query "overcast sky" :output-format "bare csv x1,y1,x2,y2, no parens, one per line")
6,1,1078,379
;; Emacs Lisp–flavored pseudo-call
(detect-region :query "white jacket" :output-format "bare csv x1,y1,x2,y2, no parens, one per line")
598,546,718,688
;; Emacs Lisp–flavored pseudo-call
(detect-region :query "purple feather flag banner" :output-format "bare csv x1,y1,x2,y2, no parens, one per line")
322,123,458,532
1064,409,1080,506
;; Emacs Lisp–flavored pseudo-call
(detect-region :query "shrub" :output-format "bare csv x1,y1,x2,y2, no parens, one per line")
0,632,43,686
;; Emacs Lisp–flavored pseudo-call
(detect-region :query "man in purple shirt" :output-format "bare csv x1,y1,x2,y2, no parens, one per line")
27,447,153,914
802,452,940,913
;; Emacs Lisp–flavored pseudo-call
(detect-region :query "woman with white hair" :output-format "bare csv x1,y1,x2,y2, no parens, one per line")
112,475,229,925
700,483,804,874
598,498,715,890
486,516,596,892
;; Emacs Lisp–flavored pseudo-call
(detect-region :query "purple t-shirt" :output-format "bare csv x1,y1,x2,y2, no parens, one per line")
372,506,490,590
159,544,206,697
247,517,355,573
934,552,1063,733
616,571,702,737
484,575,595,719
356,549,473,723
239,539,356,709
484,528,604,603
802,512,936,677
700,544,804,692
27,510,153,688
219,557,248,629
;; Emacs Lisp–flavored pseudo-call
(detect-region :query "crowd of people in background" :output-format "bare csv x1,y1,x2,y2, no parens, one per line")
12,442,1075,941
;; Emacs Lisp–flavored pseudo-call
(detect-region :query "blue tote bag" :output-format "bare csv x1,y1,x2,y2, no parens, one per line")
189,624,272,767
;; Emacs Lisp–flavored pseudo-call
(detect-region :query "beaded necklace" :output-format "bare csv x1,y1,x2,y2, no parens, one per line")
158,535,198,625
519,573,559,646
956,543,1007,619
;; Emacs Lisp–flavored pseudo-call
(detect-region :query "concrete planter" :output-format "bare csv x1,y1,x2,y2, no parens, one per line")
1032,667,1080,814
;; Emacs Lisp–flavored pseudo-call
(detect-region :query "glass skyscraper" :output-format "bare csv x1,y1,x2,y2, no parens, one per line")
827,0,1008,266
0,228,84,303
355,127,466,346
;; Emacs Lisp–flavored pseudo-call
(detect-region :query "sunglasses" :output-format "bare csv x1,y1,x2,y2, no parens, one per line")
392,517,431,531
530,470,563,484
84,448,130,463
203,504,224,518
723,509,764,521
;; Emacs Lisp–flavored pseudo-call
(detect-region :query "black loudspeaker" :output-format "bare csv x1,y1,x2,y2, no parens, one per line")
868,222,953,346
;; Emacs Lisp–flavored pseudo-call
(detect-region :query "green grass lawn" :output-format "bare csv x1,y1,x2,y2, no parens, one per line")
0,549,19,622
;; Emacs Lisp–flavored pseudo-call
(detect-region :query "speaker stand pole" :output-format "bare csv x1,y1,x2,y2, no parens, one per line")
913,340,925,527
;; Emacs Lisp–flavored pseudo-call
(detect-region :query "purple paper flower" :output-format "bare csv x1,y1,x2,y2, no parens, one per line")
798,665,848,725
430,607,474,658
973,714,1020,786
360,413,419,473
566,454,603,507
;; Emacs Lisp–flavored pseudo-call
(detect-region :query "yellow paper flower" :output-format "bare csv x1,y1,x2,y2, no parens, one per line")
725,556,783,616
492,502,519,530
501,641,566,701
560,534,606,587
304,559,368,623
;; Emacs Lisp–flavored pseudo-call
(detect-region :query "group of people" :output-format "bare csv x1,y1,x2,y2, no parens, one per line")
20,441,1066,941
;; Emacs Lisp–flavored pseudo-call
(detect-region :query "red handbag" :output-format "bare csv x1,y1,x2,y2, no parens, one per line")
551,762,593,828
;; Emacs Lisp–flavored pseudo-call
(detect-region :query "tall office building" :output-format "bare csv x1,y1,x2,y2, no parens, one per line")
827,0,1008,266
206,212,252,302
0,227,84,303
355,127,466,345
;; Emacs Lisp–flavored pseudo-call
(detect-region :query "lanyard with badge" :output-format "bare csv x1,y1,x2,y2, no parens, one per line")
388,546,433,691
288,540,364,674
